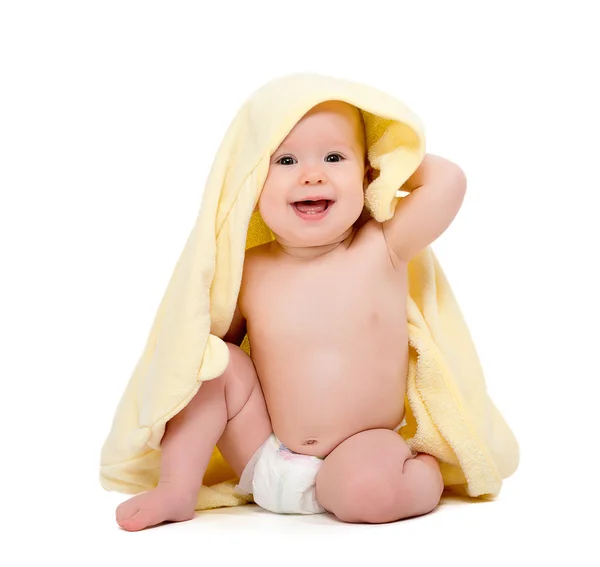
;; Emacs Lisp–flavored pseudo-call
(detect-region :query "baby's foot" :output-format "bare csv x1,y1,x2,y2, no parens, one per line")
116,484,197,531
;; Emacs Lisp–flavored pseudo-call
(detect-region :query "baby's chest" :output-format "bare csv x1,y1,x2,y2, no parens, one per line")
243,265,405,335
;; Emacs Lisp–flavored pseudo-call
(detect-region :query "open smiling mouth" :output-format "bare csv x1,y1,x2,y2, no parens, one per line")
291,199,334,220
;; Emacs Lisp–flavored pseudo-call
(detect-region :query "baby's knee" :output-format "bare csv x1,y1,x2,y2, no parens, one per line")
193,343,254,398
224,343,256,381
222,342,261,418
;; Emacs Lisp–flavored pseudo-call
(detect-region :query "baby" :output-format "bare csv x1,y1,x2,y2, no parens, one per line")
116,100,467,531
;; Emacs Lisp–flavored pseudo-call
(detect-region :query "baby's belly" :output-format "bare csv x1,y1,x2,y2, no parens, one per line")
250,338,409,458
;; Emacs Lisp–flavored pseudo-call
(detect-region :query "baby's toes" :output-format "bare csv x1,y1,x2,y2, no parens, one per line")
116,498,137,524
115,488,196,531
115,495,155,531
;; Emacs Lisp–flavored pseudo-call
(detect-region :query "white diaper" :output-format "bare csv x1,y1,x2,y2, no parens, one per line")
234,419,407,515
235,434,326,514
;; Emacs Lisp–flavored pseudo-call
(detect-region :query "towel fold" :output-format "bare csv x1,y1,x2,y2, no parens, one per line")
100,72,519,510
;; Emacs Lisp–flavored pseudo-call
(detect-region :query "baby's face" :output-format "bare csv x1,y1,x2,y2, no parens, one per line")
258,100,368,249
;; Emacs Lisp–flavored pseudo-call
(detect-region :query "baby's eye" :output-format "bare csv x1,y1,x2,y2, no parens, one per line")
277,156,296,166
325,153,344,163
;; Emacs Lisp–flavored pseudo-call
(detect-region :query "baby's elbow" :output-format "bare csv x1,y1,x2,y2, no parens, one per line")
453,165,468,193
451,166,467,206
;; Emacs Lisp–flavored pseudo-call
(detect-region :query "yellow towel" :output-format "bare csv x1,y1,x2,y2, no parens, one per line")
100,72,519,510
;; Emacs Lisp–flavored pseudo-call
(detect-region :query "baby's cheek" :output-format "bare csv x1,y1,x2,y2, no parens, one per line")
260,177,282,203
257,192,277,213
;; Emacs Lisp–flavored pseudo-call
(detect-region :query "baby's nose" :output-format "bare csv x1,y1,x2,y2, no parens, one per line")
301,168,326,185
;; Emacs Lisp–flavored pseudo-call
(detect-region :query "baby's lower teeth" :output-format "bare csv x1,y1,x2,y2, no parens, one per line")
294,200,328,215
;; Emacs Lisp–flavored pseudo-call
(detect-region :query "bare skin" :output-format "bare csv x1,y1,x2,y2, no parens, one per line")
116,100,466,530
240,220,408,457
116,343,272,531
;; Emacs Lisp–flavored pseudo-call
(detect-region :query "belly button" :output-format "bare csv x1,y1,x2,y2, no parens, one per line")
303,439,317,446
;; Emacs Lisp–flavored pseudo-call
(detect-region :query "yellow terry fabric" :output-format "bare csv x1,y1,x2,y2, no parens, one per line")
100,73,519,509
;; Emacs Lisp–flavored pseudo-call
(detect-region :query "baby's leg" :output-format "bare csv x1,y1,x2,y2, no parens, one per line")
116,343,272,531
315,428,443,524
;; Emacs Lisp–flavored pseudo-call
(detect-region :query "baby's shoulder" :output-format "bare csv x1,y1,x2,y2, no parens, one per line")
242,242,275,278
244,241,272,264
352,218,405,270
352,217,387,249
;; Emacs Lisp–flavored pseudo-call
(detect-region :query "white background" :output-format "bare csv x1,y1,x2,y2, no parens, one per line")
1,1,598,565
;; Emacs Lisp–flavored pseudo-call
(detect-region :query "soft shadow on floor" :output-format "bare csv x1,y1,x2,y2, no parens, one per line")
199,495,479,526
201,503,338,525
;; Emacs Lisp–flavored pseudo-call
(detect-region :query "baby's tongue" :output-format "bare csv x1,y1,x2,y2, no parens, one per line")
295,200,328,214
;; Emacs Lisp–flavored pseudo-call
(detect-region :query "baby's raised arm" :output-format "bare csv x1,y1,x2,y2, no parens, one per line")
382,154,467,263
